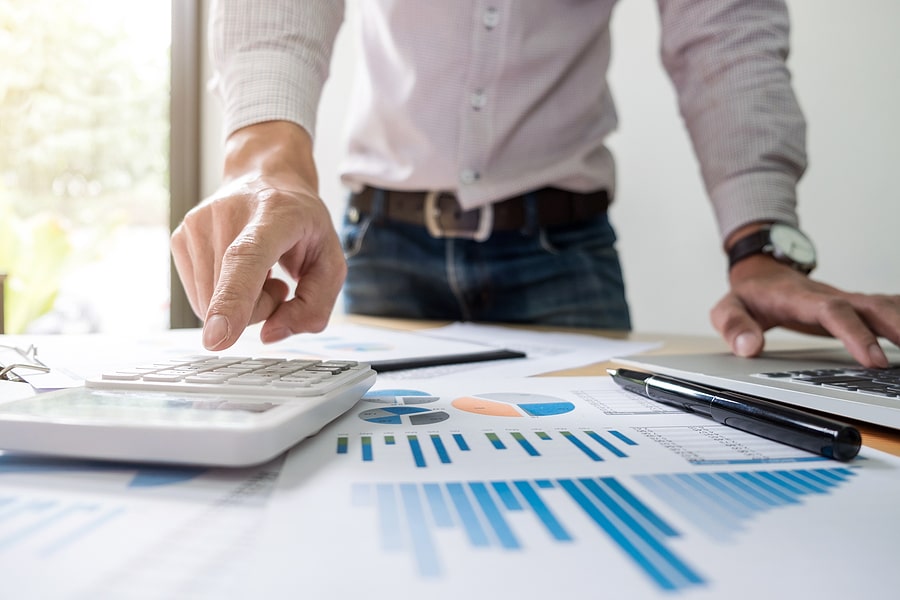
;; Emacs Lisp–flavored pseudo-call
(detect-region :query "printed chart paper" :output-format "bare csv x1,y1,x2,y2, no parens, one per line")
3,321,658,390
248,376,900,599
413,321,660,378
0,454,283,598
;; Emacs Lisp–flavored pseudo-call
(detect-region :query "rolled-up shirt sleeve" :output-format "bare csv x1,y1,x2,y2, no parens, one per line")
209,0,344,139
657,0,807,241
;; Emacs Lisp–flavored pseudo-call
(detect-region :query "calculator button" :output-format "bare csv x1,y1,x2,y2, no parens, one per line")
305,366,342,374
271,380,311,388
100,371,144,381
185,373,231,384
227,375,278,385
85,355,373,399
142,372,187,382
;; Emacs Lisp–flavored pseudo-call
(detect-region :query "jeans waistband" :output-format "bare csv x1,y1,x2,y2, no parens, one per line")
348,186,610,241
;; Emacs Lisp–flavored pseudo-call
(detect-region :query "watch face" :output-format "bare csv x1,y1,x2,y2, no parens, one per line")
770,223,816,265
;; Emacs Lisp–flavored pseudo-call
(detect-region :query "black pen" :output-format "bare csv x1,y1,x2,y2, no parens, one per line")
607,367,861,461
369,348,526,373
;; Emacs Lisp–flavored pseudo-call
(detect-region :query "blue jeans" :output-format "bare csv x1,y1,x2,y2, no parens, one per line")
340,195,631,330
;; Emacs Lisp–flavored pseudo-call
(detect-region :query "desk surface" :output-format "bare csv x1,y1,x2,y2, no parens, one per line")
349,315,900,457
4,317,899,597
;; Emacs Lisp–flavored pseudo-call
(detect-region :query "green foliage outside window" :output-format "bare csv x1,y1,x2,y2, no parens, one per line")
0,0,169,333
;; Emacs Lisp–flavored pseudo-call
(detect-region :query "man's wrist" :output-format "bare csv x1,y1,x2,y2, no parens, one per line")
223,121,318,192
724,221,774,252
726,221,817,275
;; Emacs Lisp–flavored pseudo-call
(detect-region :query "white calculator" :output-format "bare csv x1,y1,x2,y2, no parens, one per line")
0,356,376,467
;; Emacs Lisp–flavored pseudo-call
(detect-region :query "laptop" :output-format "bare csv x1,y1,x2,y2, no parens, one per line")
613,345,900,429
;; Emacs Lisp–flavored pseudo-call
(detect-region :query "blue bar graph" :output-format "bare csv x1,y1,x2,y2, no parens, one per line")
513,480,571,542
361,436,373,462
0,497,127,556
337,429,639,466
446,483,490,547
511,432,540,456
407,435,426,468
585,430,629,458
636,467,858,542
399,484,440,577
485,432,506,449
559,478,702,591
609,430,638,446
560,431,603,461
423,483,454,527
353,476,703,591
354,466,858,590
430,434,452,464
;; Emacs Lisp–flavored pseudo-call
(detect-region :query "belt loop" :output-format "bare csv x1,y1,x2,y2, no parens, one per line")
521,191,540,236
370,187,387,224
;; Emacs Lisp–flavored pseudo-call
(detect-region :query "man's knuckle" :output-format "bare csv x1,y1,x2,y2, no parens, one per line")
224,234,267,262
816,296,852,318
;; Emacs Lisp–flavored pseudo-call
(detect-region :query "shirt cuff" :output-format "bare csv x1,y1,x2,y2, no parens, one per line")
710,170,800,242
214,50,325,140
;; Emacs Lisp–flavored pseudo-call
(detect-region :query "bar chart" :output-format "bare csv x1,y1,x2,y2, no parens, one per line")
336,428,639,467
351,466,858,591
636,467,858,541
0,496,126,557
1,457,281,598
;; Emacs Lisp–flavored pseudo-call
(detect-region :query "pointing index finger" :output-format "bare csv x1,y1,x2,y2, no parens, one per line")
203,228,281,350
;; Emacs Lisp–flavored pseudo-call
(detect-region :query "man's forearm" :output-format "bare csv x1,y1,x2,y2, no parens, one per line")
222,121,319,193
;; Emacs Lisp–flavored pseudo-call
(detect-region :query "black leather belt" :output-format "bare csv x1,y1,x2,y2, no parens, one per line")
348,187,610,241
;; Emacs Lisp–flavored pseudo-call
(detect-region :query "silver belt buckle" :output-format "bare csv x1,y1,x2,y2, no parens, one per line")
424,191,494,242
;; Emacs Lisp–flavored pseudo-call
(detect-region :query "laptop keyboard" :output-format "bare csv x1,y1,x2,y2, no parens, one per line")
756,365,900,399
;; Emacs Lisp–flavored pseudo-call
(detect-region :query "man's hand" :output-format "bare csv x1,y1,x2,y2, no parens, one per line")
710,255,900,367
170,121,346,350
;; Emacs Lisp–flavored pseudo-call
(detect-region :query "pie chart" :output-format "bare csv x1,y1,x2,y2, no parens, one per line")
362,389,439,405
451,392,575,417
358,406,450,426
359,388,449,425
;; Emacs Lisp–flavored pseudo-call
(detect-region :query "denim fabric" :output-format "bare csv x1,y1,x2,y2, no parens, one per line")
340,199,631,330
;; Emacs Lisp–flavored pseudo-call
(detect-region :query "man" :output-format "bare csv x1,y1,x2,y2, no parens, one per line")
171,0,900,367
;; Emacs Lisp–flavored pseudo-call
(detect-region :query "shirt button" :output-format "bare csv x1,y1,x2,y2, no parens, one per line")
483,7,500,29
470,90,487,110
459,169,480,185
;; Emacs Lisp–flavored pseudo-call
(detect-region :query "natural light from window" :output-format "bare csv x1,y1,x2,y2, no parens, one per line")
0,0,171,334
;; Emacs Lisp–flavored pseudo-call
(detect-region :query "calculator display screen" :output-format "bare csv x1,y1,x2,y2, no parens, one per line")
0,388,281,424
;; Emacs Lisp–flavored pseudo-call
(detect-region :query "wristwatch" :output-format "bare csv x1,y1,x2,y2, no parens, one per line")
727,223,817,274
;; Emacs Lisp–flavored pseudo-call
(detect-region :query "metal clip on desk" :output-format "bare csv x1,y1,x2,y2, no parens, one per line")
0,343,50,383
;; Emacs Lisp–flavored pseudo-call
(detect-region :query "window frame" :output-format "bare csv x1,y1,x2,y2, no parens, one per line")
169,0,203,329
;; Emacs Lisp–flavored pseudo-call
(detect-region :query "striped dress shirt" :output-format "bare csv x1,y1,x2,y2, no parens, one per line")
209,0,807,241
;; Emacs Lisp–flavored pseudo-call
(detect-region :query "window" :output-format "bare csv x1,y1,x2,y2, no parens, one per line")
0,0,183,334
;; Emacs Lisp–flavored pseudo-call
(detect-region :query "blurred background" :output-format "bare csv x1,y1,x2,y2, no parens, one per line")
2,0,897,339
0,0,169,334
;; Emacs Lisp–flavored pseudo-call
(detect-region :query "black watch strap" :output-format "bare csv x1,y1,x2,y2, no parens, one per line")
727,224,816,274
728,229,772,270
